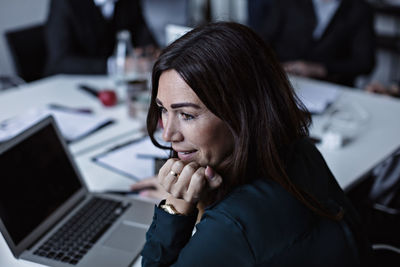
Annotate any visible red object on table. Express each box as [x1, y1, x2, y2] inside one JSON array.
[[79, 85, 117, 107], [98, 90, 117, 106]]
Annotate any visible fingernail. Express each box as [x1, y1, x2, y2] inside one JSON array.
[[139, 191, 149, 197], [205, 166, 215, 180]]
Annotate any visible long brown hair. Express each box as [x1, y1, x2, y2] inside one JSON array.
[[147, 22, 342, 220]]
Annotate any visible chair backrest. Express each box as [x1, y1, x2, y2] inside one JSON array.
[[5, 24, 47, 82], [372, 246, 400, 267]]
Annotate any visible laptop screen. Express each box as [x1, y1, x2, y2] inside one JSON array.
[[0, 121, 82, 246]]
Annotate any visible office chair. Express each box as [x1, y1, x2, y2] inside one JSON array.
[[346, 146, 400, 266], [372, 244, 400, 266], [5, 24, 47, 82]]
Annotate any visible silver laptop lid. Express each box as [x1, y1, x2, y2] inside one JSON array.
[[0, 116, 88, 258]]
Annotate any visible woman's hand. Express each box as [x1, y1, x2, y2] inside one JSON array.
[[158, 158, 223, 215], [130, 176, 170, 200]]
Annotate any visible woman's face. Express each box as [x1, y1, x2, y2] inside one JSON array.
[[156, 69, 234, 169]]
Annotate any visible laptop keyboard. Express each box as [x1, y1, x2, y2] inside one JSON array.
[[33, 197, 131, 265]]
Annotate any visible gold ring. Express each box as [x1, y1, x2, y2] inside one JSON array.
[[170, 170, 179, 178]]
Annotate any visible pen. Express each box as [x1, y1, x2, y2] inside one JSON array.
[[105, 139, 139, 153], [104, 186, 157, 195], [48, 103, 93, 114], [79, 84, 99, 97]]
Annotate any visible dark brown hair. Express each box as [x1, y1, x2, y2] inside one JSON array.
[[147, 22, 341, 220]]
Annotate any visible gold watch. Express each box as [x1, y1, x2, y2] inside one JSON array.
[[160, 203, 182, 215]]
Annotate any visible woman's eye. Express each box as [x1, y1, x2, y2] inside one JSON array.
[[180, 112, 195, 121], [158, 106, 167, 114]]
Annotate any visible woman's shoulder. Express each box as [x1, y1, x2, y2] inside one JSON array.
[[201, 179, 358, 265], [208, 179, 313, 226], [207, 180, 315, 237], [201, 180, 318, 262]]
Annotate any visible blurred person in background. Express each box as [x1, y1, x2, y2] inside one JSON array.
[[44, 0, 158, 75], [251, 0, 376, 87], [247, 0, 272, 35]]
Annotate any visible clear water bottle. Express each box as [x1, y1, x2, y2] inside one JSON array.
[[108, 30, 136, 101]]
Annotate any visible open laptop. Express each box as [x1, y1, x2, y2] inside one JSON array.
[[0, 116, 154, 267]]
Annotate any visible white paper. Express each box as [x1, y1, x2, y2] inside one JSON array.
[[293, 80, 339, 114], [94, 137, 170, 180], [0, 107, 113, 143]]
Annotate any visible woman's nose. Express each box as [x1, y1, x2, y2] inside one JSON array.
[[162, 117, 182, 142]]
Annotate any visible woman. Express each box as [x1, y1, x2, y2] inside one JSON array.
[[138, 22, 372, 266]]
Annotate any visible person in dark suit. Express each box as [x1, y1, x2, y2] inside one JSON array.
[[253, 0, 376, 86], [44, 0, 157, 75], [247, 0, 272, 35], [134, 22, 372, 266]]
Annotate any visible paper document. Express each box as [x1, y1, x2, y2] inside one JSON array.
[[0, 106, 113, 143], [93, 136, 170, 181], [292, 78, 340, 114]]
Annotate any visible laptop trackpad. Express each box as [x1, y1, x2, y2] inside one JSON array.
[[102, 223, 147, 252]]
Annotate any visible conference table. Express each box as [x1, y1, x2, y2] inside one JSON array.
[[1, 74, 400, 267]]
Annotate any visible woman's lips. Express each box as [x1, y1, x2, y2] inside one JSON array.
[[177, 150, 197, 162]]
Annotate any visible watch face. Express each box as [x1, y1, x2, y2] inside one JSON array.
[[161, 204, 179, 215]]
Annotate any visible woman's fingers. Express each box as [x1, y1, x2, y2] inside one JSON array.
[[159, 159, 184, 192], [158, 158, 179, 189], [157, 158, 224, 204], [176, 165, 222, 203], [158, 158, 178, 178], [205, 166, 223, 189], [185, 167, 206, 203], [171, 162, 200, 200]]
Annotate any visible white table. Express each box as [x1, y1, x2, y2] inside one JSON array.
[[1, 74, 400, 267], [291, 76, 400, 189], [0, 74, 145, 156]]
